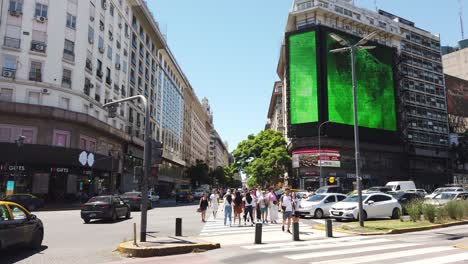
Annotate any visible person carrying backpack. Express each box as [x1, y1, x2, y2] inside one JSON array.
[[279, 187, 293, 233], [223, 191, 233, 226], [243, 191, 255, 226]]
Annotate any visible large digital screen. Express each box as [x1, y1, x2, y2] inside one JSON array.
[[325, 29, 397, 131], [289, 31, 318, 124]]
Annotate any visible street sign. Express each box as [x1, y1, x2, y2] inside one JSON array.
[[79, 151, 88, 166]]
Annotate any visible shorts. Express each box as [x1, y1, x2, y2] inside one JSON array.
[[261, 207, 268, 213], [283, 211, 293, 220], [293, 211, 300, 217]]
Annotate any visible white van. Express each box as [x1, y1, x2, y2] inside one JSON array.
[[385, 181, 416, 192]]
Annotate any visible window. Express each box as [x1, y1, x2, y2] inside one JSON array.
[[0, 205, 10, 221], [122, 60, 127, 73], [9, 0, 23, 12], [59, 97, 70, 110], [79, 135, 96, 152], [98, 36, 104, 50], [35, 3, 48, 18], [21, 128, 34, 144], [10, 205, 27, 220], [3, 56, 17, 74], [88, 26, 94, 44], [53, 129, 70, 147], [115, 54, 120, 65], [0, 88, 13, 102], [63, 39, 75, 61], [62, 69, 72, 88], [28, 91, 40, 104], [107, 45, 112, 60], [325, 196, 336, 203], [4, 24, 21, 48], [29, 61, 42, 82], [66, 13, 77, 29], [110, 4, 114, 16]]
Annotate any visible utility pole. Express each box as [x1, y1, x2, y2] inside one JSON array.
[[459, 0, 465, 39]]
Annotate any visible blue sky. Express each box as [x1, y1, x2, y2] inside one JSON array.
[[148, 0, 461, 152]]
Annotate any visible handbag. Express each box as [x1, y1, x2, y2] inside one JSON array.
[[196, 208, 202, 213]]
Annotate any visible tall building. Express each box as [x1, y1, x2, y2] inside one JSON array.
[[0, 0, 224, 200], [442, 39, 468, 80], [271, 0, 449, 190], [265, 81, 285, 134]]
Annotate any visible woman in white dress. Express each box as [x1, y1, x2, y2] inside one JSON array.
[[209, 189, 220, 219]]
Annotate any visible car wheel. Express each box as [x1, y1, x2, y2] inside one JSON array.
[[29, 229, 43, 250], [391, 208, 401, 219], [111, 211, 117, 222], [314, 209, 324, 219], [125, 209, 131, 219], [83, 218, 90, 224], [358, 211, 368, 221]]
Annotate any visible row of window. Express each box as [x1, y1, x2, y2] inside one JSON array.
[[402, 79, 445, 97], [407, 117, 448, 134], [405, 91, 446, 110], [407, 130, 448, 146]]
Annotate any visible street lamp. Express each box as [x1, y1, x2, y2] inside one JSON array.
[[103, 95, 151, 242], [14, 135, 26, 193], [329, 31, 377, 227], [318, 121, 331, 187]]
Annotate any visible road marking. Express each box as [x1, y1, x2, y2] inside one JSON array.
[[396, 252, 468, 264], [242, 235, 372, 250], [261, 238, 390, 253], [312, 246, 458, 264], [286, 242, 417, 260]]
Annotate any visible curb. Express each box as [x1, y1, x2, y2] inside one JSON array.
[[312, 220, 468, 236], [117, 242, 221, 258], [454, 243, 468, 250]]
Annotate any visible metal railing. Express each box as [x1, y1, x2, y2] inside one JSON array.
[[31, 41, 47, 53], [4, 37, 20, 49], [29, 71, 42, 82], [63, 50, 75, 62]]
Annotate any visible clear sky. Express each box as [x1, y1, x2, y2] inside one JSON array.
[[148, 0, 461, 152]]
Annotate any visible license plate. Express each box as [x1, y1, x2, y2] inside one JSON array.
[[332, 212, 340, 216], [89, 214, 96, 217]]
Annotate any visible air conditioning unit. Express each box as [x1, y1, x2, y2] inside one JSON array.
[[99, 47, 105, 53], [2, 70, 14, 78], [115, 63, 121, 70], [100, 25, 105, 31], [41, 88, 50, 94], [34, 43, 45, 51], [9, 10, 22, 17], [90, 16, 95, 21], [36, 16, 47, 23]]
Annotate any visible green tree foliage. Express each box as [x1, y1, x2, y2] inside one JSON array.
[[233, 130, 290, 187], [187, 160, 209, 186]]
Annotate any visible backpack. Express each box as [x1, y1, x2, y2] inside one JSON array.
[[234, 195, 242, 206], [246, 193, 252, 204], [226, 194, 232, 204]]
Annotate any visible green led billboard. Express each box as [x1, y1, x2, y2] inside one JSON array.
[[289, 31, 318, 124], [326, 31, 397, 131]]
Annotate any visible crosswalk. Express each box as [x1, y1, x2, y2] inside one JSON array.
[[241, 236, 468, 264]]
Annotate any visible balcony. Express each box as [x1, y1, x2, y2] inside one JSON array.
[[63, 49, 75, 62], [94, 94, 101, 102], [4, 37, 20, 49], [121, 87, 126, 96], [29, 71, 42, 82], [31, 41, 47, 53], [96, 70, 103, 78], [85, 59, 93, 71], [84, 86, 90, 96], [62, 77, 72, 88], [106, 76, 112, 85], [2, 67, 16, 79]]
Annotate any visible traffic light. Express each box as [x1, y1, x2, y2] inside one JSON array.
[[327, 177, 335, 185], [151, 140, 163, 165]]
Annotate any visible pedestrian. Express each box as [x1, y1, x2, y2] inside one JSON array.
[[223, 191, 233, 226], [256, 187, 262, 221], [243, 191, 255, 226], [268, 187, 279, 224], [257, 191, 268, 223], [279, 187, 293, 233], [210, 189, 220, 219], [233, 191, 243, 226], [199, 192, 209, 222], [250, 189, 257, 221]]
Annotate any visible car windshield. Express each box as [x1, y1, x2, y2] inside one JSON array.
[[386, 185, 397, 191], [122, 192, 141, 198], [315, 187, 327, 194], [296, 192, 308, 199], [343, 195, 369, 203], [87, 196, 110, 203], [433, 188, 446, 194], [307, 195, 326, 202], [434, 193, 457, 200]]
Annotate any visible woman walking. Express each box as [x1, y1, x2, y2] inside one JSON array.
[[233, 191, 243, 226], [268, 187, 279, 224], [243, 191, 255, 226], [199, 193, 209, 222], [257, 191, 268, 223], [210, 189, 220, 219], [223, 191, 233, 226]]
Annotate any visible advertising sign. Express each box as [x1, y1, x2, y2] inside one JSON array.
[[292, 149, 341, 168], [6, 181, 15, 196]]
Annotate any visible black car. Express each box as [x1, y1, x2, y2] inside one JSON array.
[[120, 192, 152, 211], [81, 196, 130, 223], [392, 192, 422, 214], [0, 201, 44, 250], [176, 191, 194, 203], [5, 194, 44, 211]]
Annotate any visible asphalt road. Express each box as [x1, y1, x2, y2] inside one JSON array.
[[1, 200, 204, 264]]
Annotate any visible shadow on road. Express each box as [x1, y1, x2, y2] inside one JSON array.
[[85, 218, 133, 224], [0, 245, 48, 264]]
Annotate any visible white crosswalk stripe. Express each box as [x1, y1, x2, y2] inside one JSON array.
[[240, 235, 468, 264]]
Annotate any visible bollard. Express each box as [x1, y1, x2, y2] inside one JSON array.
[[133, 223, 137, 245], [325, 219, 333, 238], [255, 223, 262, 244], [175, 218, 182, 236], [292, 222, 300, 241]]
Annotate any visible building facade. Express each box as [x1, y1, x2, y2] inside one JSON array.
[[265, 81, 285, 134], [0, 0, 225, 200], [442, 39, 468, 80], [271, 0, 450, 190]]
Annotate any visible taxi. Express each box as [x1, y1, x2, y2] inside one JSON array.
[[0, 201, 44, 250]]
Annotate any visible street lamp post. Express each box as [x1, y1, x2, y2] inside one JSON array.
[[318, 121, 331, 187], [103, 95, 151, 242], [14, 136, 25, 193], [329, 31, 378, 227]]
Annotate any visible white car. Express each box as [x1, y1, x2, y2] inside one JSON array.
[[425, 188, 465, 199], [148, 191, 160, 204], [297, 193, 347, 218], [424, 192, 468, 206], [406, 189, 428, 197], [329, 193, 402, 221]]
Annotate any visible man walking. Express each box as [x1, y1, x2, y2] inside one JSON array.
[[279, 187, 293, 233]]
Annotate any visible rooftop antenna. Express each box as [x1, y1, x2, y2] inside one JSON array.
[[459, 0, 465, 39], [374, 0, 378, 11]]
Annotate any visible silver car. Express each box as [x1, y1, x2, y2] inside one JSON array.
[[296, 193, 347, 218]]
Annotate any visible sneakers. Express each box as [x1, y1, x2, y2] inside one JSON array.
[[287, 229, 292, 234]]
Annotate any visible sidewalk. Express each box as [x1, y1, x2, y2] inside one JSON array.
[[117, 236, 220, 258]]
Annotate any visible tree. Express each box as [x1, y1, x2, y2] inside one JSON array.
[[233, 130, 290, 187], [187, 160, 209, 187], [209, 166, 226, 187], [223, 164, 242, 188]]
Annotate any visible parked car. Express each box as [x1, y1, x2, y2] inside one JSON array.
[[81, 196, 130, 223], [315, 185, 344, 194], [364, 186, 393, 194], [176, 191, 194, 203], [0, 201, 44, 250], [385, 181, 416, 192], [424, 192, 468, 206], [406, 189, 428, 197], [425, 188, 465, 199], [391, 192, 423, 214], [295, 191, 309, 199], [120, 192, 152, 211], [193, 189, 205, 199], [4, 194, 44, 211], [329, 193, 402, 221], [297, 193, 347, 218]]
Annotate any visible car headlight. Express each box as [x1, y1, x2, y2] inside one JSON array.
[[346, 207, 357, 210]]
